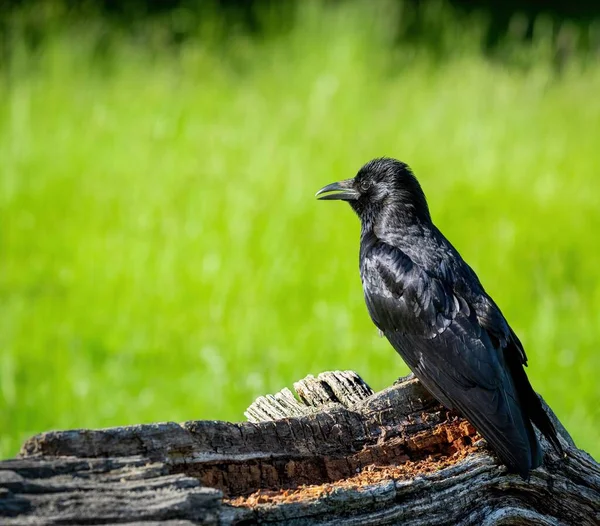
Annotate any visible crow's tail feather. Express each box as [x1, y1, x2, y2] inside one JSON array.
[[505, 345, 564, 458]]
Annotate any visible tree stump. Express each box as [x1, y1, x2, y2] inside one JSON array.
[[1, 372, 598, 525]]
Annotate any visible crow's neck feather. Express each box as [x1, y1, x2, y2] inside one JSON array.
[[358, 198, 432, 243]]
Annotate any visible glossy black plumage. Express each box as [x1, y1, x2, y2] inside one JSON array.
[[317, 157, 562, 478]]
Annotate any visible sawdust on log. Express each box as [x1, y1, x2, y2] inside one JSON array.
[[228, 420, 480, 507]]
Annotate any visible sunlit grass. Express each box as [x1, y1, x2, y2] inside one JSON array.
[[1, 2, 598, 459]]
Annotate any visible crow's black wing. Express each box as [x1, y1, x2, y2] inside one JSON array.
[[361, 241, 539, 476], [361, 241, 498, 383], [461, 271, 562, 457]]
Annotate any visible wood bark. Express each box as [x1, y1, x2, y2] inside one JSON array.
[[1, 371, 598, 525]]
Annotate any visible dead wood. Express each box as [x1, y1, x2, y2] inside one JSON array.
[[1, 371, 598, 525]]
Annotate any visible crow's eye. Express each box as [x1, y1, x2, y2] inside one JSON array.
[[358, 180, 370, 192]]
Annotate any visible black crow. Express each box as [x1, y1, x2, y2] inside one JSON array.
[[316, 157, 562, 478]]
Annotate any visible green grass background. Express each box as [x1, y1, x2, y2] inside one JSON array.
[[1, 2, 599, 459]]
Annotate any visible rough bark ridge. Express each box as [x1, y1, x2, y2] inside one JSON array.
[[1, 372, 598, 525]]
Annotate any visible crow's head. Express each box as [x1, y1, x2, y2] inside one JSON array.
[[316, 158, 431, 224]]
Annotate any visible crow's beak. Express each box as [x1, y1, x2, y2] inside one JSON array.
[[315, 179, 359, 201]]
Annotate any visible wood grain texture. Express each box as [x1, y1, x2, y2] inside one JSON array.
[[1, 372, 598, 525]]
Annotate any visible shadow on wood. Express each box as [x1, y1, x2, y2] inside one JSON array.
[[1, 371, 598, 525]]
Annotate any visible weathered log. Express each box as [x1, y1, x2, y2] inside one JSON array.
[[1, 371, 598, 525]]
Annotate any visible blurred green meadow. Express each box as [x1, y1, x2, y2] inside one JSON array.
[[1, 2, 599, 459]]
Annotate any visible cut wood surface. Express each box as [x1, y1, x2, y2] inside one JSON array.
[[1, 371, 598, 525]]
